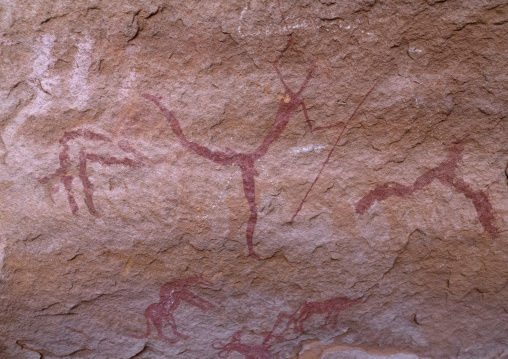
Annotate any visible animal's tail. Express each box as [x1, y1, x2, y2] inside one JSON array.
[[132, 317, 151, 339]]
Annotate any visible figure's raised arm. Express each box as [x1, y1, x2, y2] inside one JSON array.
[[142, 94, 235, 166]]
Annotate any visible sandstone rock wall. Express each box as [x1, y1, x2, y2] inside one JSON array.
[[1, 0, 508, 358]]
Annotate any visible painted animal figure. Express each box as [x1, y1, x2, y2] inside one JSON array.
[[159, 274, 214, 313], [355, 143, 498, 237], [39, 129, 152, 216], [292, 296, 362, 333], [135, 275, 213, 343], [212, 330, 274, 359], [134, 297, 189, 343]]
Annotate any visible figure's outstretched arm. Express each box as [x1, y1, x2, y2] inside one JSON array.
[[142, 94, 234, 166]]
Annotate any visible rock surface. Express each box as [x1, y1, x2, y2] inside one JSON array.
[[1, 0, 508, 358]]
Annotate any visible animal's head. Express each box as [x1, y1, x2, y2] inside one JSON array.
[[186, 273, 212, 288], [211, 330, 242, 357]]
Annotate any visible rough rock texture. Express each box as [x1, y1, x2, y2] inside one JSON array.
[[1, 0, 508, 358]]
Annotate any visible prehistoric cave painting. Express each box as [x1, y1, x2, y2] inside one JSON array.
[[39, 129, 157, 216], [290, 296, 363, 333], [134, 275, 213, 343], [355, 143, 499, 237], [212, 295, 362, 358], [143, 1, 377, 258], [212, 330, 274, 359], [263, 295, 363, 345]]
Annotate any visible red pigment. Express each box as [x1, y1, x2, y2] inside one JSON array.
[[355, 144, 498, 237], [134, 275, 213, 343], [39, 129, 152, 216]]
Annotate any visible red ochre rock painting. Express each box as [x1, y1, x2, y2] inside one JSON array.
[[355, 143, 498, 237], [132, 275, 361, 354], [211, 296, 362, 358], [134, 275, 213, 343], [143, 2, 377, 258], [264, 296, 363, 346], [212, 330, 274, 359], [291, 296, 363, 333], [39, 129, 157, 216], [142, 59, 321, 259]]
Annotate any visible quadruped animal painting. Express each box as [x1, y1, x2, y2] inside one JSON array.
[[28, 0, 504, 357]]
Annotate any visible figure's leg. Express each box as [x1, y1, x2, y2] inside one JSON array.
[[133, 304, 160, 339], [61, 175, 79, 214], [78, 151, 98, 216], [240, 169, 259, 259], [164, 312, 189, 340]]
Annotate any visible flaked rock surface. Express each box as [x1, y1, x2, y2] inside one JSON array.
[[1, 0, 508, 358]]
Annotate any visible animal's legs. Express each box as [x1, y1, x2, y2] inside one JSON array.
[[78, 151, 98, 216], [294, 311, 311, 333], [148, 314, 177, 343], [323, 311, 332, 328], [240, 168, 259, 259], [263, 311, 295, 346], [331, 313, 340, 330], [163, 312, 189, 340], [61, 175, 79, 214]]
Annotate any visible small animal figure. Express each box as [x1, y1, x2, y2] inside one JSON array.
[[135, 275, 213, 343], [355, 143, 498, 238], [292, 296, 362, 333], [212, 330, 274, 359], [134, 297, 189, 343], [39, 129, 153, 216]]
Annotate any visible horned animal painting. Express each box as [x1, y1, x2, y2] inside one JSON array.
[[134, 275, 213, 343], [355, 143, 498, 237]]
